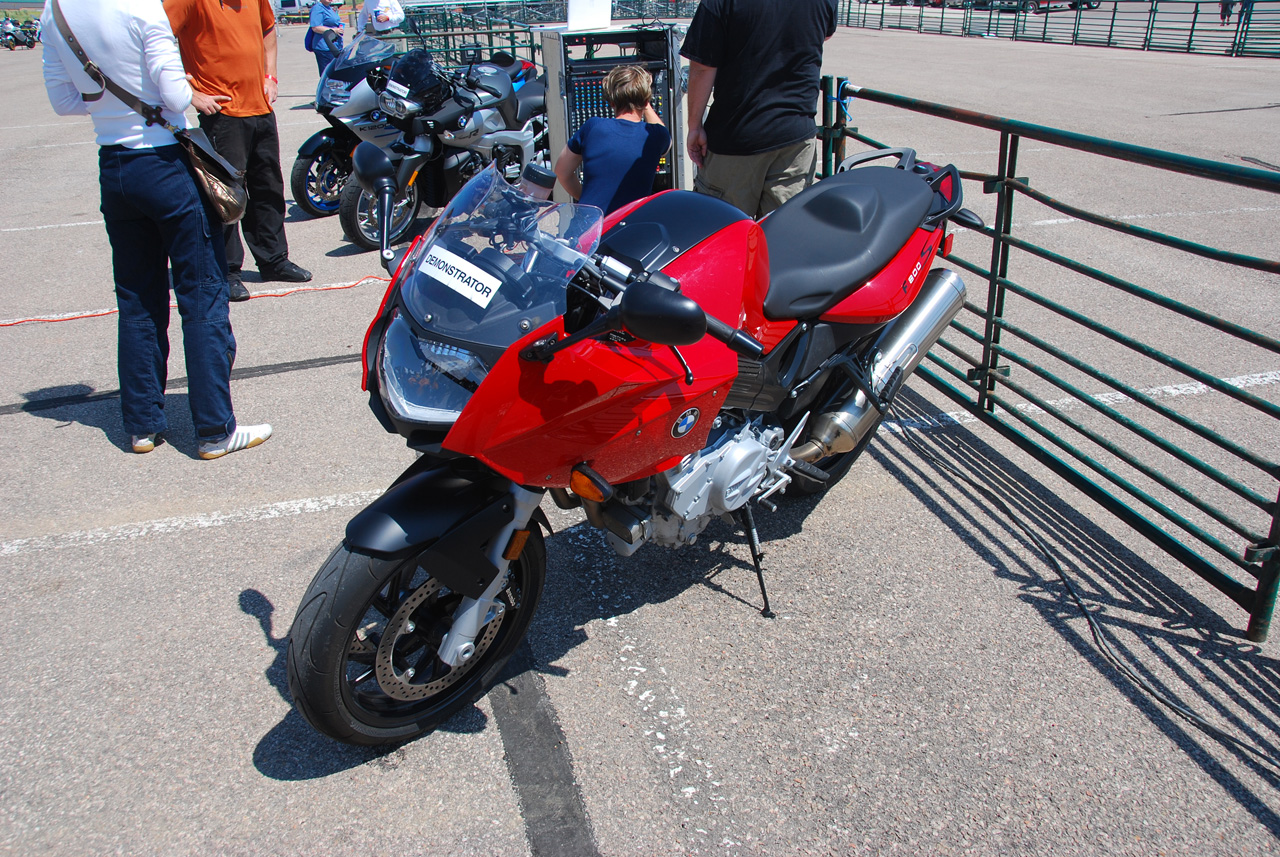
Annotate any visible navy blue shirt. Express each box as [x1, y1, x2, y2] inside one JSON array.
[[680, 0, 836, 155], [568, 117, 671, 214]]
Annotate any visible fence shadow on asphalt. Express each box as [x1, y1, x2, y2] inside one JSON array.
[[870, 387, 1280, 833], [241, 588, 490, 781]]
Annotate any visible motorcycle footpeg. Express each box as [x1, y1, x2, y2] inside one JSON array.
[[789, 459, 831, 482]]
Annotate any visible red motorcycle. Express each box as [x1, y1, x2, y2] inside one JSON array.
[[286, 144, 982, 745]]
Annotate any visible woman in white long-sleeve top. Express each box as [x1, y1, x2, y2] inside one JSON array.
[[40, 0, 271, 460]]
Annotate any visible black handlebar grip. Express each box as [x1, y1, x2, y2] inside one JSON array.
[[704, 314, 765, 359]]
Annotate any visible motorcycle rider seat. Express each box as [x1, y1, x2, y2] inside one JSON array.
[[514, 80, 545, 125], [760, 166, 935, 320]]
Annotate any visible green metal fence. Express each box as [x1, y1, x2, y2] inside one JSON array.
[[402, 0, 700, 25], [819, 76, 1280, 641], [393, 12, 543, 67], [838, 0, 1280, 57]]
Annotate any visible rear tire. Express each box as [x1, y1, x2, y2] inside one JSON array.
[[287, 531, 546, 746]]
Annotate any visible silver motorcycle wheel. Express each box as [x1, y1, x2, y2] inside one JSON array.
[[290, 151, 347, 218], [338, 179, 423, 252], [286, 530, 546, 746]]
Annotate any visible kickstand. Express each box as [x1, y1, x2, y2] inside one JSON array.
[[737, 504, 775, 618]]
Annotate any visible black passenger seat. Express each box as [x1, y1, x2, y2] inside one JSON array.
[[760, 167, 934, 320]]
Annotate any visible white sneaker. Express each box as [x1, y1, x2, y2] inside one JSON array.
[[131, 433, 160, 454], [199, 424, 272, 460]]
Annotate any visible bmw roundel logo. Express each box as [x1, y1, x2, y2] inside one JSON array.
[[671, 408, 700, 439]]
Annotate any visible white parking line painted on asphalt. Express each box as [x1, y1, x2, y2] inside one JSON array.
[[0, 491, 381, 557], [887, 369, 1280, 432], [4, 372, 1276, 554], [1026, 204, 1280, 227], [0, 219, 103, 234], [0, 121, 94, 131], [9, 140, 97, 150]]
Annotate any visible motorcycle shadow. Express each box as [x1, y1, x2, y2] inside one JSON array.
[[520, 492, 825, 678]]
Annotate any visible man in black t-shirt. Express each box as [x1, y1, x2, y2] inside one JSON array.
[[679, 0, 838, 218]]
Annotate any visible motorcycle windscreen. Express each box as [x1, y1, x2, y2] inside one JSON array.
[[398, 164, 603, 365]]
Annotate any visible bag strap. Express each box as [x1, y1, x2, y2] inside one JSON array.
[[50, 0, 168, 128]]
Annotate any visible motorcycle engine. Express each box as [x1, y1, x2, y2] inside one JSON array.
[[645, 418, 788, 550]]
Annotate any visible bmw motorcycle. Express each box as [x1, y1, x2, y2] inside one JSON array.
[[291, 36, 541, 227], [334, 46, 546, 250], [290, 34, 404, 218], [286, 143, 982, 745]]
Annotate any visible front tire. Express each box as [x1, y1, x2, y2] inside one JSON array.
[[290, 150, 348, 218], [338, 179, 423, 251], [286, 531, 546, 746]]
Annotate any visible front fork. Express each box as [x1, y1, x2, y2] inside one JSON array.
[[436, 484, 544, 667]]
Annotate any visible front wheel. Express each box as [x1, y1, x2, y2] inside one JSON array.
[[287, 530, 546, 746], [290, 150, 348, 218], [338, 179, 423, 251]]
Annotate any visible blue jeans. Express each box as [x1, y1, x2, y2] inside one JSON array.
[[99, 144, 237, 441], [314, 48, 336, 75]]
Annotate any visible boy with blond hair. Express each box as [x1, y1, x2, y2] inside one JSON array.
[[554, 64, 671, 214]]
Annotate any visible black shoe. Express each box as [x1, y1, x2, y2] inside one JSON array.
[[259, 260, 312, 283], [228, 270, 251, 302]]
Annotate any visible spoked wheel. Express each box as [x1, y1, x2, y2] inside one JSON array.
[[287, 531, 546, 746], [338, 179, 423, 251], [788, 370, 884, 496], [290, 151, 348, 218]]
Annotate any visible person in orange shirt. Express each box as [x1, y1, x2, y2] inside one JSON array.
[[165, 0, 312, 302]]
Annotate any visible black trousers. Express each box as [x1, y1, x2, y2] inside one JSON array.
[[198, 111, 289, 273]]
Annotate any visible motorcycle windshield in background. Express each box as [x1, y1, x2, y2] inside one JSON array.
[[400, 164, 604, 359], [337, 34, 398, 71]]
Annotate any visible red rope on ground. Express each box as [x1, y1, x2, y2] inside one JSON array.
[[0, 275, 391, 328]]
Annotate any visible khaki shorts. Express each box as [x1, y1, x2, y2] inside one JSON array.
[[693, 138, 818, 219]]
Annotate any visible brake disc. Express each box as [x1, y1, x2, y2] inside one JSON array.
[[374, 577, 506, 701]]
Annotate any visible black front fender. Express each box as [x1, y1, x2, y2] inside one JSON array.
[[345, 467, 519, 598], [298, 129, 341, 159]]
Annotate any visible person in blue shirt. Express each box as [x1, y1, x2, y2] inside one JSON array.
[[554, 65, 671, 214], [306, 0, 344, 75]]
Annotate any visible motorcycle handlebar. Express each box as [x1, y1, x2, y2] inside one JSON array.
[[704, 313, 765, 359]]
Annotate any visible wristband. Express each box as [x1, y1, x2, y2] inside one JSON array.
[[265, 74, 278, 84]]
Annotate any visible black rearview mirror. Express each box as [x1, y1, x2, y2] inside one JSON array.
[[619, 280, 706, 347], [353, 142, 396, 196]]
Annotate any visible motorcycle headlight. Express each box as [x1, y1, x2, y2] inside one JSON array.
[[318, 78, 353, 108], [378, 91, 421, 119], [377, 310, 488, 426]]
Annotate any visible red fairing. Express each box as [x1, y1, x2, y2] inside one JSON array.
[[661, 218, 796, 355], [442, 319, 738, 486], [820, 227, 943, 324]]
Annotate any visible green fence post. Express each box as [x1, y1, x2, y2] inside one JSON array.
[[974, 132, 1019, 413], [1187, 1, 1198, 51], [1144, 0, 1157, 50], [1107, 1, 1118, 46], [1246, 489, 1280, 642]]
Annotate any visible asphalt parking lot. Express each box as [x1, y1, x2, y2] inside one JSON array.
[[1, 23, 1278, 856]]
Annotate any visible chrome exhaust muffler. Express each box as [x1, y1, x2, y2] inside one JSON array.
[[792, 268, 966, 463]]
